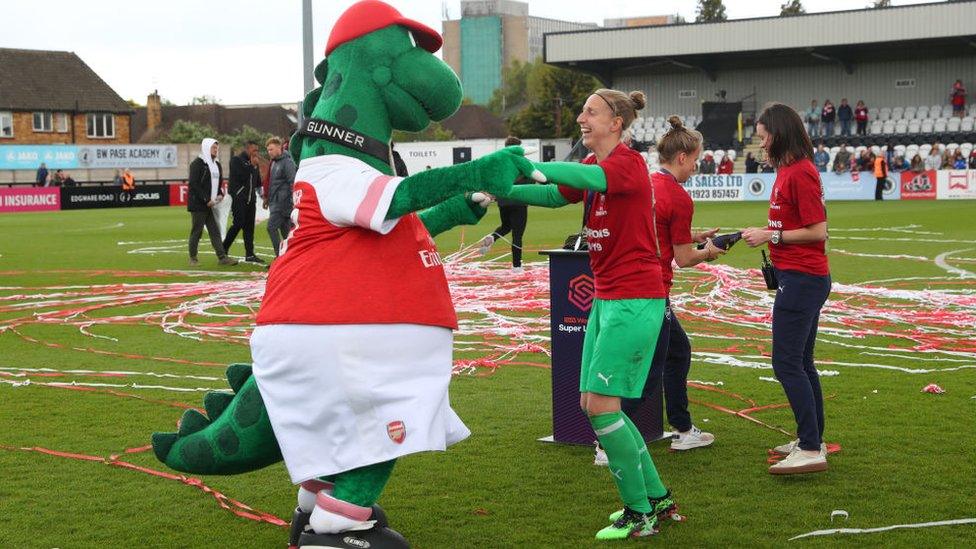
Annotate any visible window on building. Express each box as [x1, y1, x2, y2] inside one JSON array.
[[0, 112, 12, 138], [33, 112, 53, 132], [86, 113, 115, 138], [56, 113, 70, 133]]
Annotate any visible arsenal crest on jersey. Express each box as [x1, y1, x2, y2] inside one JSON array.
[[387, 420, 406, 444]]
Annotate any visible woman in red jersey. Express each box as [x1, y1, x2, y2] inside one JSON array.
[[502, 88, 675, 540], [619, 115, 726, 452], [742, 103, 831, 476]]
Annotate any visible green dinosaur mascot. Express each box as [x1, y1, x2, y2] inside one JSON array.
[[150, 2, 543, 547]]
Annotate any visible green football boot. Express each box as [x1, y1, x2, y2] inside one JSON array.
[[595, 507, 657, 540]]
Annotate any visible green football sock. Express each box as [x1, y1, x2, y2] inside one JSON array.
[[590, 412, 651, 513], [621, 415, 667, 498], [331, 459, 396, 507]]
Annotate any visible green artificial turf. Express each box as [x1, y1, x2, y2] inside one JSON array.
[[0, 200, 973, 548]]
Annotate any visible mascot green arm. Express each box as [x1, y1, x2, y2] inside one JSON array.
[[530, 161, 607, 192], [386, 147, 543, 220], [418, 193, 487, 237], [502, 184, 570, 208]]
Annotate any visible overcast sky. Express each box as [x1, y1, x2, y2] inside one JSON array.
[[1, 0, 942, 106]]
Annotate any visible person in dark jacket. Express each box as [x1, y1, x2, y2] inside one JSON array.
[[837, 98, 853, 137], [187, 138, 237, 267], [479, 136, 529, 271], [35, 163, 49, 187], [222, 141, 265, 264], [264, 136, 297, 257], [821, 100, 836, 138], [744, 152, 759, 173]]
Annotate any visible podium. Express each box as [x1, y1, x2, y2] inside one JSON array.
[[539, 249, 664, 445]]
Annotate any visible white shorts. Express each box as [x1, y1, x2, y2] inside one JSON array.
[[250, 323, 470, 483]]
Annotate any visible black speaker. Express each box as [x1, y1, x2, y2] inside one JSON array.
[[543, 145, 556, 162], [452, 147, 472, 164], [698, 101, 742, 150]]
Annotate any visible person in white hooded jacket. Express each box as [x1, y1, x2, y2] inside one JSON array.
[[187, 138, 238, 266]]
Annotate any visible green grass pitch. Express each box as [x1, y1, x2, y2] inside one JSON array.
[[0, 199, 973, 548]]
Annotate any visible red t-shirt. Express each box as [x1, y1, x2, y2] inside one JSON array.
[[854, 106, 868, 122], [767, 158, 830, 276], [558, 144, 666, 300], [652, 170, 694, 294]]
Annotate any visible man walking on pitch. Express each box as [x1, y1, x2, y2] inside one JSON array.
[[265, 137, 297, 257], [223, 141, 265, 263]]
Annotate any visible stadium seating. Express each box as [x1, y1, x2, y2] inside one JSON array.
[[811, 103, 976, 149]]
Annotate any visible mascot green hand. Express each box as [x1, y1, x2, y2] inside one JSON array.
[[150, 2, 535, 547]]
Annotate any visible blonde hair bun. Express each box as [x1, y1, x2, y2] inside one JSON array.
[[629, 91, 646, 111]]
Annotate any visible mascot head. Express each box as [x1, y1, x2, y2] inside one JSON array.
[[292, 0, 463, 171]]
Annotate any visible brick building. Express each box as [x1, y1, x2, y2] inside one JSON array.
[[0, 48, 132, 145], [130, 92, 299, 144]]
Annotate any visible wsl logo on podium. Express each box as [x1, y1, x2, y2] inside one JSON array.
[[567, 274, 594, 312]]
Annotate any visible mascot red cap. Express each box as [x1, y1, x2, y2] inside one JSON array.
[[326, 0, 443, 55]]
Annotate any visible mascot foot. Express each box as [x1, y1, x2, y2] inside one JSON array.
[[297, 527, 409, 549], [290, 505, 389, 549]]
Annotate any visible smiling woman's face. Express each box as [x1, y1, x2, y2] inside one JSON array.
[[576, 94, 620, 150]]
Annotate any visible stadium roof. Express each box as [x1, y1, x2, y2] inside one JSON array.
[[544, 1, 976, 82]]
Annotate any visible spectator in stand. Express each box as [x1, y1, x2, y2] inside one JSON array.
[[821, 100, 836, 138], [952, 150, 967, 169], [717, 154, 734, 174], [857, 150, 873, 172], [891, 155, 908, 172], [950, 80, 967, 118], [35, 163, 49, 187], [61, 171, 77, 187], [113, 169, 123, 186], [969, 150, 976, 169], [833, 143, 851, 174], [760, 161, 775, 174], [854, 100, 868, 136], [51, 169, 65, 186], [699, 152, 716, 174], [925, 147, 943, 171], [813, 143, 829, 172], [910, 154, 925, 173], [806, 100, 820, 137], [745, 152, 759, 173], [837, 99, 853, 137]]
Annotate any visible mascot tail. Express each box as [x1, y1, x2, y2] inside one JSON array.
[[151, 363, 282, 474]]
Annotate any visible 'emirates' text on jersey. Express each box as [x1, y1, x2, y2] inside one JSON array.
[[558, 143, 666, 299]]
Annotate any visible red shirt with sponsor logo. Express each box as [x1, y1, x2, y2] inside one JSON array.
[[652, 170, 694, 293], [558, 143, 666, 300], [256, 155, 458, 329], [767, 158, 830, 276]]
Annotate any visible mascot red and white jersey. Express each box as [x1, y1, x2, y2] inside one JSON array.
[[257, 155, 458, 329]]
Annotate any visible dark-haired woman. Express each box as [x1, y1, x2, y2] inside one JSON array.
[[742, 103, 830, 475], [480, 136, 529, 271], [501, 89, 675, 540]]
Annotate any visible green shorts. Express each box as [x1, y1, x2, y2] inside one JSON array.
[[579, 298, 666, 398]]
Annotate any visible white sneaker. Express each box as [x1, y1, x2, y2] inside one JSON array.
[[593, 441, 608, 466], [670, 425, 714, 451], [309, 493, 376, 534], [768, 447, 827, 475], [773, 439, 827, 456], [512, 266, 524, 274], [478, 235, 494, 256], [772, 438, 799, 456]]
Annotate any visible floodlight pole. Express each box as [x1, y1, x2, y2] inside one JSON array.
[[302, 0, 314, 95]]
